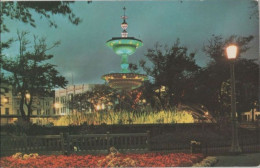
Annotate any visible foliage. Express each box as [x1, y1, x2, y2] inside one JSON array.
[[1, 1, 81, 31], [54, 109, 194, 126], [0, 1, 84, 58], [140, 40, 199, 109], [0, 153, 204, 167], [249, 1, 259, 20], [69, 84, 118, 113], [69, 84, 148, 113], [2, 31, 67, 122]]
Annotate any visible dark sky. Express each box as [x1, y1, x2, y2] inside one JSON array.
[[3, 0, 259, 85]]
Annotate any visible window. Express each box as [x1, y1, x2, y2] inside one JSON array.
[[37, 109, 41, 115], [5, 88, 9, 93], [5, 108, 9, 115], [61, 96, 66, 104], [56, 97, 59, 102], [17, 109, 20, 114], [55, 108, 59, 114], [68, 94, 73, 101]]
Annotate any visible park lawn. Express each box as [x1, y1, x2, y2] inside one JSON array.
[[0, 152, 204, 167]]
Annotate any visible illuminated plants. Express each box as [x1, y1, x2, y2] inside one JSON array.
[[54, 109, 194, 126]]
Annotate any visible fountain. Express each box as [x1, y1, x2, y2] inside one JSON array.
[[102, 7, 148, 90]]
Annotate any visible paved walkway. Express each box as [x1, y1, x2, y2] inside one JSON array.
[[214, 153, 260, 167]]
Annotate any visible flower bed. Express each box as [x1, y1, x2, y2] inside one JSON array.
[[0, 152, 204, 167]]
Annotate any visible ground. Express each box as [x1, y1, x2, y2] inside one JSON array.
[[214, 153, 260, 167]]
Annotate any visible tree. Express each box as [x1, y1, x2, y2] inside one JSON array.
[[249, 1, 259, 20], [140, 40, 199, 109], [195, 35, 258, 121], [1, 1, 82, 31], [69, 84, 149, 113], [2, 31, 67, 122], [0, 1, 84, 68], [69, 85, 118, 113]]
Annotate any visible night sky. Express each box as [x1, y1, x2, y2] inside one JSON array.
[[3, 0, 259, 85]]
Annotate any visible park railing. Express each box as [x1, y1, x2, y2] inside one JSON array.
[[1, 135, 63, 156], [1, 130, 259, 156], [0, 131, 150, 156], [67, 132, 149, 154]]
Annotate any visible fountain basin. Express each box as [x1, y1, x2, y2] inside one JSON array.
[[102, 73, 148, 90], [106, 37, 143, 56]]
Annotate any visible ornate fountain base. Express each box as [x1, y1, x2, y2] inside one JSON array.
[[102, 73, 148, 90]]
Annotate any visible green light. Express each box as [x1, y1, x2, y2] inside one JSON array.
[[106, 38, 143, 56]]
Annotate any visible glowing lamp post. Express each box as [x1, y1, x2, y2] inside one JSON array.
[[54, 103, 61, 109], [25, 93, 30, 99], [53, 103, 60, 115], [226, 45, 241, 154]]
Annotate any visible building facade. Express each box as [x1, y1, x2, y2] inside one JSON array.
[[0, 82, 54, 125], [1, 83, 16, 124], [54, 84, 97, 115]]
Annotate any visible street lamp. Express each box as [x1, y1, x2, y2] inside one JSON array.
[[226, 45, 242, 154], [54, 102, 61, 109]]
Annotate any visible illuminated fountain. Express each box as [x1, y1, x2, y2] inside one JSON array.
[[102, 7, 148, 90]]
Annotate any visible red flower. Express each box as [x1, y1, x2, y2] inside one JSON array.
[[0, 152, 204, 167]]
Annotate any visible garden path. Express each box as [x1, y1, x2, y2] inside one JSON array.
[[213, 153, 260, 167]]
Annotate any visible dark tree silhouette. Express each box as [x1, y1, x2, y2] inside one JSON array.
[[140, 40, 199, 109], [2, 31, 67, 122], [195, 35, 258, 121]]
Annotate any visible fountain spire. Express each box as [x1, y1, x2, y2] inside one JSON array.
[[121, 7, 128, 38]]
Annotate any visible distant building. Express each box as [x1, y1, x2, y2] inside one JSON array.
[[1, 83, 15, 124], [54, 84, 98, 115], [1, 81, 101, 125], [0, 81, 54, 125]]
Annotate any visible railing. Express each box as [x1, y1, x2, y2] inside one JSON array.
[[0, 132, 150, 156], [1, 135, 62, 155], [65, 132, 150, 154], [1, 131, 259, 156]]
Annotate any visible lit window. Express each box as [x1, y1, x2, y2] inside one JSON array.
[[3, 97, 9, 104], [5, 108, 9, 115]]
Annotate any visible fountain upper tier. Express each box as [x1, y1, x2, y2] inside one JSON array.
[[106, 37, 143, 56]]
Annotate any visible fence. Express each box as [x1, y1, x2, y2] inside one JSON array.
[[0, 131, 150, 156], [1, 131, 259, 156]]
